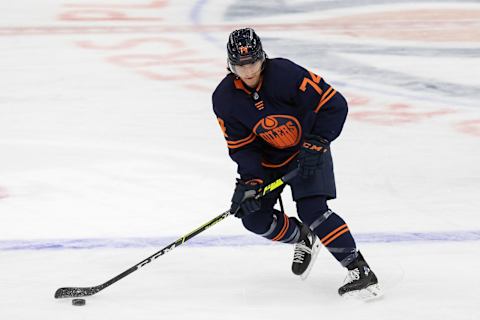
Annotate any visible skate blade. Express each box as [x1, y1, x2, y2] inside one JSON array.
[[342, 283, 382, 301], [300, 237, 321, 281]]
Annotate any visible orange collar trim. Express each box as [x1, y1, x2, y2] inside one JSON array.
[[233, 76, 264, 95]]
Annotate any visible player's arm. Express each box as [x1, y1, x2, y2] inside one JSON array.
[[213, 106, 266, 182], [289, 63, 348, 178], [295, 69, 348, 142], [213, 104, 267, 218]]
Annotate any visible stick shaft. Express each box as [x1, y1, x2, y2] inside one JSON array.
[[54, 168, 298, 298]]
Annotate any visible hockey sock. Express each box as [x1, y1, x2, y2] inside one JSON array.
[[297, 196, 358, 267], [262, 210, 300, 243], [241, 209, 300, 243]]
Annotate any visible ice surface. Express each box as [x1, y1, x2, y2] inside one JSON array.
[[0, 0, 479, 319]]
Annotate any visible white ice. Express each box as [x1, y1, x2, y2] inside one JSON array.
[[1, 1, 479, 319]]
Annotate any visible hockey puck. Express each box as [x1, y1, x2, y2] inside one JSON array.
[[72, 298, 86, 306]]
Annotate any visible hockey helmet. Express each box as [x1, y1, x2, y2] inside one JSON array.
[[227, 28, 265, 67]]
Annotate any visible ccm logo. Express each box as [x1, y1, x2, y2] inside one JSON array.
[[302, 142, 327, 152]]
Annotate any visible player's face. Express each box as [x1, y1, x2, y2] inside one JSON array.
[[233, 60, 263, 88]]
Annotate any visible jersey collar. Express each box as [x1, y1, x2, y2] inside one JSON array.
[[233, 76, 264, 95]]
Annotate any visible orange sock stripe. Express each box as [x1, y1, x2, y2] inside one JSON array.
[[320, 224, 348, 244], [272, 215, 289, 241], [322, 228, 350, 246]]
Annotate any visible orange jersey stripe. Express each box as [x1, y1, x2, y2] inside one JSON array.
[[255, 102, 265, 110], [321, 224, 348, 244], [227, 137, 256, 149], [320, 88, 336, 105], [315, 88, 337, 113], [320, 87, 334, 102], [261, 151, 299, 168], [227, 132, 255, 145], [227, 133, 256, 149]]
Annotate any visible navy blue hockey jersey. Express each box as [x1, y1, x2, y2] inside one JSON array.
[[212, 58, 348, 181]]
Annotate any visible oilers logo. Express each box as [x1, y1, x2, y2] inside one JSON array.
[[253, 115, 302, 149]]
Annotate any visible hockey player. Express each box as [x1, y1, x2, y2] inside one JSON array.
[[212, 28, 379, 297]]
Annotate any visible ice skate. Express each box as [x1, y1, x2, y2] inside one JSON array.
[[291, 219, 321, 280], [338, 251, 381, 299]]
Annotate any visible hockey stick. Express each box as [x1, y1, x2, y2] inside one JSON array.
[[54, 168, 299, 299]]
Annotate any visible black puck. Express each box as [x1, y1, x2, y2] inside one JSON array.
[[72, 298, 86, 306]]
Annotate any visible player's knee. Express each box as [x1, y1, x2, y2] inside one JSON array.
[[296, 195, 329, 226], [241, 209, 280, 235]]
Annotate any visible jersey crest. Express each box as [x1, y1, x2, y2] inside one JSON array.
[[253, 115, 302, 149]]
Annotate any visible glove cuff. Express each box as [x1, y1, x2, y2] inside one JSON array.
[[244, 178, 263, 186], [304, 134, 329, 145], [237, 178, 264, 186]]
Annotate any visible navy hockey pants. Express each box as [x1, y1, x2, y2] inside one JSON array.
[[241, 149, 358, 267]]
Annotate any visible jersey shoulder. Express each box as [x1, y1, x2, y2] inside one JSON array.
[[212, 73, 237, 117], [263, 58, 309, 97], [267, 58, 308, 79]]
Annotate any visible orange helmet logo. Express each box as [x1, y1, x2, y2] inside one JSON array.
[[239, 46, 249, 54]]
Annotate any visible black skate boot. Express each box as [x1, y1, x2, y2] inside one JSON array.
[[338, 251, 381, 299], [291, 218, 321, 280]]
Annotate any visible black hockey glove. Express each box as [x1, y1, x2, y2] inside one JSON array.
[[230, 179, 263, 218], [297, 134, 330, 179]]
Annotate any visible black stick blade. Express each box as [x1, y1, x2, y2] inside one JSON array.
[[54, 286, 102, 299]]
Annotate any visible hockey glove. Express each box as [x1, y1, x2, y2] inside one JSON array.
[[230, 179, 263, 218], [298, 134, 330, 179]]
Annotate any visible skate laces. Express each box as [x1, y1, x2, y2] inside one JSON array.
[[344, 268, 360, 284], [293, 241, 312, 263]]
